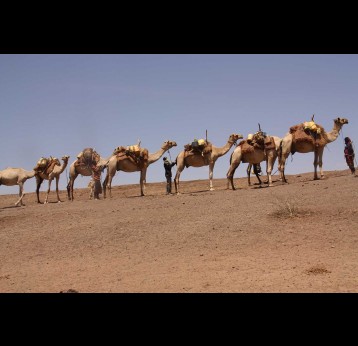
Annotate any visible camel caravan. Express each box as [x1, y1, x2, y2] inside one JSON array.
[[0, 116, 353, 207]]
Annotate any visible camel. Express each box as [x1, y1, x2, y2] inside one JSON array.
[[103, 140, 177, 198], [174, 133, 243, 194], [67, 148, 110, 201], [35, 155, 70, 204], [278, 117, 349, 182], [0, 168, 36, 206], [227, 132, 282, 190]]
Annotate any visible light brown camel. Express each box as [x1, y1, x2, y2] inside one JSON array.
[[278, 117, 349, 182], [103, 140, 177, 198], [174, 133, 243, 194], [35, 155, 70, 204], [67, 148, 110, 201], [227, 133, 282, 190], [0, 167, 36, 206]]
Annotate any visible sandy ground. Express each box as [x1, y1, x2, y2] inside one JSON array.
[[0, 169, 357, 293]]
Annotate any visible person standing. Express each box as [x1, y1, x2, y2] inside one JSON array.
[[91, 164, 103, 200], [163, 157, 176, 195], [344, 137, 356, 175]]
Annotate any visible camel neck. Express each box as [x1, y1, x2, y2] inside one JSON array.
[[326, 123, 342, 143]]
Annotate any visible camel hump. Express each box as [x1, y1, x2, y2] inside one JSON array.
[[289, 124, 301, 134], [239, 140, 255, 155]]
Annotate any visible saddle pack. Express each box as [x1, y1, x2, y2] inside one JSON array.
[[114, 144, 148, 167], [34, 156, 58, 175], [184, 138, 212, 156], [238, 131, 275, 159], [76, 148, 100, 167], [289, 121, 326, 151]]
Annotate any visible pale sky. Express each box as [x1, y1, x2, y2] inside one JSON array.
[[0, 54, 356, 195]]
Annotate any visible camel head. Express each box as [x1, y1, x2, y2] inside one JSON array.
[[334, 117, 349, 126], [229, 133, 243, 145], [161, 140, 177, 151], [61, 155, 70, 162]]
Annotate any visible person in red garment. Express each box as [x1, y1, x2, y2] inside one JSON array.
[[344, 137, 356, 175]]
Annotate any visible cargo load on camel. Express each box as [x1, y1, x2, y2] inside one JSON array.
[[75, 148, 100, 167], [33, 156, 59, 175], [289, 116, 328, 153], [236, 127, 276, 162], [34, 157, 48, 171], [113, 143, 149, 166], [184, 138, 213, 158]]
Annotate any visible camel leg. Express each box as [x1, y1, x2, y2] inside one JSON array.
[[278, 154, 289, 183], [67, 181, 71, 200], [70, 178, 75, 200], [266, 167, 272, 187], [278, 138, 291, 183], [247, 164, 252, 186], [44, 178, 53, 204], [318, 148, 324, 179], [208, 162, 215, 191], [139, 169, 147, 196], [36, 175, 43, 204], [55, 176, 61, 203], [226, 165, 237, 190], [313, 150, 319, 180], [15, 182, 25, 206], [67, 173, 78, 201], [174, 171, 180, 194], [102, 175, 108, 199], [105, 173, 115, 199], [174, 164, 185, 195], [226, 161, 240, 190], [266, 152, 275, 187]]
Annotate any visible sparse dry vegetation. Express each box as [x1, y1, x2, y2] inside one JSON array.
[[270, 195, 300, 218], [306, 265, 331, 275]]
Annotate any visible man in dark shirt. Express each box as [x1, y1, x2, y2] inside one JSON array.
[[163, 157, 176, 195], [344, 137, 356, 175]]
